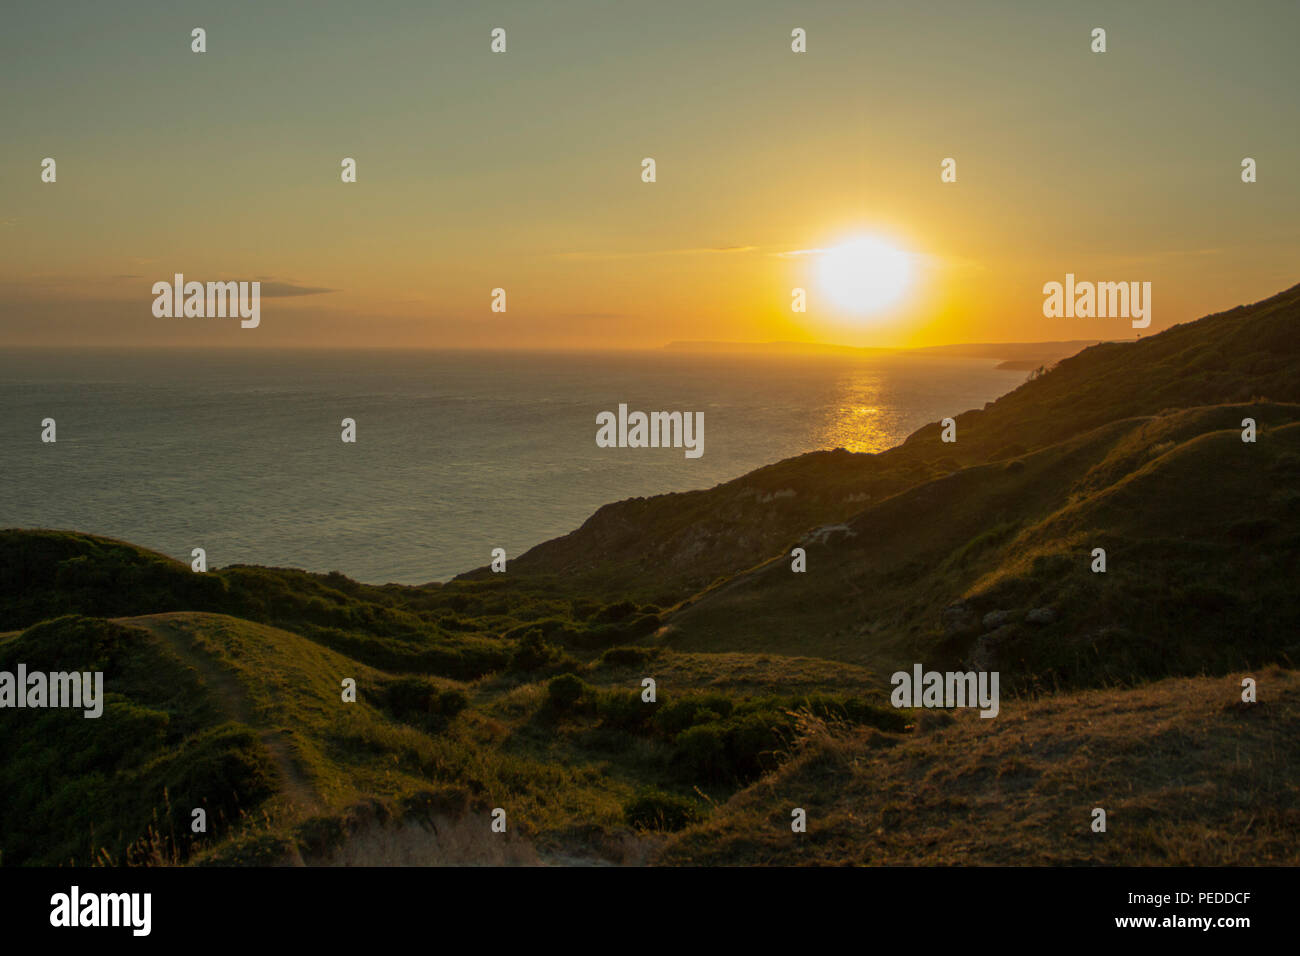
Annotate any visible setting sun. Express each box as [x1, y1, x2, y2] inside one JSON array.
[[816, 236, 915, 316]]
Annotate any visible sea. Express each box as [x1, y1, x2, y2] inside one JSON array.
[[0, 349, 1026, 584]]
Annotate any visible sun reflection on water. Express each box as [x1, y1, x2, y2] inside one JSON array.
[[818, 374, 914, 454]]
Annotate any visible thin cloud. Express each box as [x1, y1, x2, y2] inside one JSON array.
[[1101, 248, 1223, 265], [555, 245, 757, 261], [258, 282, 336, 298], [775, 245, 953, 270]]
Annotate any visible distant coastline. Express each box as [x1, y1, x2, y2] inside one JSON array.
[[662, 338, 1126, 367]]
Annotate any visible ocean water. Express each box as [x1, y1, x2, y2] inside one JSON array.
[[0, 349, 1025, 584]]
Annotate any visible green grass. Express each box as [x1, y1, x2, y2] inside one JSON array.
[[661, 403, 1300, 693], [0, 616, 275, 865], [3, 281, 1299, 864], [0, 595, 900, 865]]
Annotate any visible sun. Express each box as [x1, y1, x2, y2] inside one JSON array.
[[815, 236, 914, 315]]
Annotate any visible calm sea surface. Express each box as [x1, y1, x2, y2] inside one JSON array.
[[0, 349, 1025, 583]]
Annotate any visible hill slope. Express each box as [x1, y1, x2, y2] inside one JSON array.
[[663, 402, 1300, 690], [657, 668, 1299, 866], [4, 280, 1299, 867], [467, 282, 1300, 602]]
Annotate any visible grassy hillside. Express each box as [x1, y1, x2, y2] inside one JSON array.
[[657, 668, 1299, 866], [3, 281, 1298, 866], [466, 282, 1300, 601], [664, 402, 1300, 690], [0, 578, 899, 865], [0, 615, 277, 866]]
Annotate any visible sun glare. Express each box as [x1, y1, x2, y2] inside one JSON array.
[[815, 236, 914, 315]]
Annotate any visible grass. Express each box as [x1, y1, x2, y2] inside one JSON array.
[[0, 598, 903, 866], [660, 403, 1300, 693], [656, 668, 1300, 865], [3, 281, 1299, 865]]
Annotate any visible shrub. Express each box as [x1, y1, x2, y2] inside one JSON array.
[[599, 645, 660, 667], [674, 724, 728, 780], [653, 694, 733, 736], [623, 789, 702, 832], [723, 712, 789, 780], [503, 618, 577, 642], [597, 689, 659, 732], [546, 673, 588, 712], [510, 629, 562, 672], [380, 677, 468, 731], [592, 600, 637, 624]]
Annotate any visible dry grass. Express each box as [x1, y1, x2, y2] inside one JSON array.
[[657, 667, 1300, 865]]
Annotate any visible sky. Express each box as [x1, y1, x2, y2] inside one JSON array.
[[2, 0, 1298, 349]]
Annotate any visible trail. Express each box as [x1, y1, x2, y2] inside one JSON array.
[[113, 612, 322, 817]]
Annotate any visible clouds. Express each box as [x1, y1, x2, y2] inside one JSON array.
[[0, 274, 336, 298], [554, 245, 758, 261], [257, 281, 336, 298]]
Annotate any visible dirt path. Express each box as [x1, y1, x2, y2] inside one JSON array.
[[114, 613, 321, 817]]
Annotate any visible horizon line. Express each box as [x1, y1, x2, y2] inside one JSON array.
[[0, 337, 1128, 354]]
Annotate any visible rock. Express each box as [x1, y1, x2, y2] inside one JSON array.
[[982, 609, 1011, 630], [967, 624, 1018, 671], [1025, 606, 1056, 625], [941, 600, 978, 635], [803, 523, 856, 546]]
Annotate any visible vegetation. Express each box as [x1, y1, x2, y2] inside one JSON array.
[[2, 282, 1299, 865]]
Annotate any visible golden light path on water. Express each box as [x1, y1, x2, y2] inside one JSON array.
[[818, 373, 897, 453], [822, 404, 891, 454], [814, 361, 988, 455]]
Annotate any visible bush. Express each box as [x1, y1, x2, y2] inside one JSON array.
[[597, 689, 659, 732], [380, 677, 468, 731], [294, 625, 507, 680], [797, 694, 910, 732], [674, 724, 728, 780], [723, 712, 788, 780], [623, 789, 702, 832], [592, 600, 638, 624], [673, 712, 790, 784], [665, 695, 908, 784], [599, 645, 660, 667], [510, 629, 562, 672], [546, 673, 588, 712], [503, 618, 578, 643], [652, 694, 733, 736]]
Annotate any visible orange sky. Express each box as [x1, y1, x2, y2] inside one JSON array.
[[2, 0, 1297, 349]]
